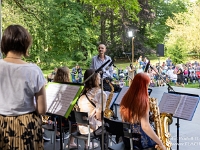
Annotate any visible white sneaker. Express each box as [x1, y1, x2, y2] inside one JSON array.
[[43, 133, 50, 141]]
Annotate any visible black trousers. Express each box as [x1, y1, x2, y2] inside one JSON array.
[[103, 78, 121, 92]]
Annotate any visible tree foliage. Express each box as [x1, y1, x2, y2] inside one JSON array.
[[165, 3, 200, 63], [1, 0, 194, 68]]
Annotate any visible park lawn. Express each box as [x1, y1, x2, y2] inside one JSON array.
[[42, 56, 200, 89]]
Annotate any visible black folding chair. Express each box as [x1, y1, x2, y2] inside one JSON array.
[[104, 117, 156, 150], [67, 111, 98, 150]]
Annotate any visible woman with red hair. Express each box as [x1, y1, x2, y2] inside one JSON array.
[[120, 73, 166, 150]]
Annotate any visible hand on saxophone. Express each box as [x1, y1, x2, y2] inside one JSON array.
[[155, 143, 166, 150]]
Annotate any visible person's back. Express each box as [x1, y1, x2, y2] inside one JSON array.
[[0, 60, 45, 115], [120, 73, 166, 150], [0, 25, 46, 150]]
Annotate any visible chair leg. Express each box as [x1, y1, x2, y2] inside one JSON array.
[[92, 139, 94, 150], [67, 135, 70, 150]]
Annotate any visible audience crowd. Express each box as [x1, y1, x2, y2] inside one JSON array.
[[47, 57, 200, 89]]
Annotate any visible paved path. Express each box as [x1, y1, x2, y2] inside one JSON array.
[[150, 86, 200, 150], [44, 86, 200, 150]]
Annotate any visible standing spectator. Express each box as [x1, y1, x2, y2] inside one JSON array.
[[176, 64, 184, 87], [128, 64, 135, 86], [76, 65, 83, 83], [183, 66, 189, 84], [71, 64, 78, 83], [0, 25, 46, 149], [166, 57, 172, 67], [138, 55, 143, 66]]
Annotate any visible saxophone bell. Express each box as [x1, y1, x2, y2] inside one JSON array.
[[149, 97, 173, 150]]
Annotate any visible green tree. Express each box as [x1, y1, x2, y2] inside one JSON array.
[[165, 3, 200, 63]]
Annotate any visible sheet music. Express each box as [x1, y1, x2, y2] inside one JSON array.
[[105, 91, 119, 108], [159, 92, 199, 121], [174, 95, 199, 121], [46, 83, 82, 117], [114, 86, 129, 105], [159, 93, 180, 114]]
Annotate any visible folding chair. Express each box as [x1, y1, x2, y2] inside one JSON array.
[[104, 117, 156, 150], [42, 116, 70, 150], [67, 111, 98, 150]]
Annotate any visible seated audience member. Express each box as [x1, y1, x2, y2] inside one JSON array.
[[113, 69, 118, 80], [120, 73, 166, 150], [137, 65, 144, 74], [189, 71, 197, 83], [77, 69, 107, 149]]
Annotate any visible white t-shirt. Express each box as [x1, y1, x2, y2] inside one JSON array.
[[0, 60, 46, 116]]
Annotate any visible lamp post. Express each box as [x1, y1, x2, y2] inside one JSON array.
[[128, 31, 134, 66]]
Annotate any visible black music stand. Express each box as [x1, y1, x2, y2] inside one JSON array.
[[45, 82, 84, 150], [159, 92, 199, 150], [113, 86, 152, 119], [83, 59, 111, 150]]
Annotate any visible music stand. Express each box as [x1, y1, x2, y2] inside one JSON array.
[[83, 59, 111, 150], [45, 82, 84, 150], [159, 92, 199, 150], [113, 87, 152, 118]]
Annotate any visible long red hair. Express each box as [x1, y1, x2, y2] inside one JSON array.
[[120, 73, 150, 123]]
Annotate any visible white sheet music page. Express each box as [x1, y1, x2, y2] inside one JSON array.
[[46, 83, 80, 116], [159, 92, 180, 114], [159, 92, 199, 121], [114, 86, 129, 105], [174, 95, 199, 121]]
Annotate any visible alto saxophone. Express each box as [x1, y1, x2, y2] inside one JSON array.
[[104, 81, 114, 119], [149, 97, 173, 150]]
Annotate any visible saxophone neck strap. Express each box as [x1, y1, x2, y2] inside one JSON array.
[[85, 94, 96, 108]]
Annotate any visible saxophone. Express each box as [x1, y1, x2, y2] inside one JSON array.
[[104, 81, 114, 119], [149, 97, 173, 150]]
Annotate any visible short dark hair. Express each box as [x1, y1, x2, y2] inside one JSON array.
[[1, 25, 32, 56]]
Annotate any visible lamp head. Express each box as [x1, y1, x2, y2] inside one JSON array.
[[128, 31, 133, 37]]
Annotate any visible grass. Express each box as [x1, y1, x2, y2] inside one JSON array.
[[42, 56, 200, 89], [169, 81, 200, 89]]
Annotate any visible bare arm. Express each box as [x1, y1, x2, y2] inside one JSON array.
[[35, 86, 47, 115], [141, 108, 166, 150]]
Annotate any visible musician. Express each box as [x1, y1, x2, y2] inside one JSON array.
[[78, 69, 107, 149], [120, 73, 166, 150], [90, 44, 121, 92], [48, 66, 77, 148], [0, 25, 46, 149]]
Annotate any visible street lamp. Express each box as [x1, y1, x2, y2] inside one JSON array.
[[128, 31, 135, 65]]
